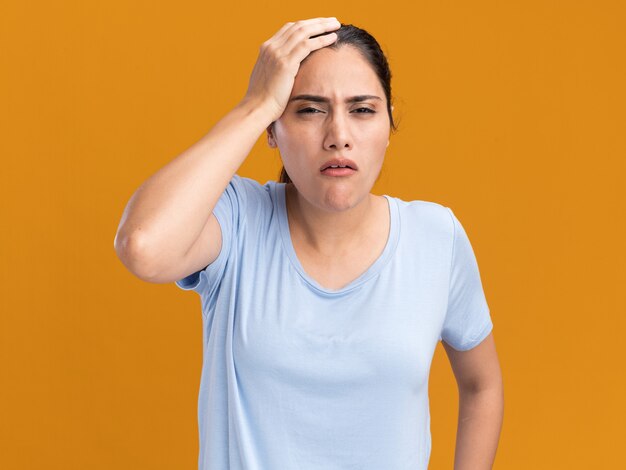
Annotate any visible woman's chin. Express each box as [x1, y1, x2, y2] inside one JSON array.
[[319, 189, 364, 212], [290, 182, 367, 213]]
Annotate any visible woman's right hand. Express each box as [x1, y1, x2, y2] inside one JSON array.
[[241, 17, 341, 122]]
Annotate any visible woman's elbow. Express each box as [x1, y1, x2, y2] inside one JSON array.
[[114, 230, 160, 282]]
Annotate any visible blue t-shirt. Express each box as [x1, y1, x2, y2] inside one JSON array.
[[176, 174, 493, 470]]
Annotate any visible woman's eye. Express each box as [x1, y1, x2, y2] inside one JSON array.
[[297, 107, 322, 114], [296, 107, 376, 114]]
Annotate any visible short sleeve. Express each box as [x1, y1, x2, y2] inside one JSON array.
[[174, 174, 248, 294], [440, 207, 493, 351]]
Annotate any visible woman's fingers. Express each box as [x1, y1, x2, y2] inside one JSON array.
[[273, 18, 340, 51], [288, 30, 339, 61], [267, 21, 295, 46], [242, 17, 341, 121], [279, 18, 340, 53]]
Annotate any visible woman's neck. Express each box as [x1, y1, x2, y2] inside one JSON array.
[[285, 183, 381, 257]]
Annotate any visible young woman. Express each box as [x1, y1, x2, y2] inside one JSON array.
[[114, 17, 504, 470]]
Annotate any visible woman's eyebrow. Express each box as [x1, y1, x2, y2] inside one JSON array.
[[289, 94, 382, 103]]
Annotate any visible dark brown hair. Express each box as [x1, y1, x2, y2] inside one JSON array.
[[274, 23, 398, 184]]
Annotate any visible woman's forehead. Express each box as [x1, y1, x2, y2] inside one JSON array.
[[299, 45, 370, 72], [293, 47, 383, 98]]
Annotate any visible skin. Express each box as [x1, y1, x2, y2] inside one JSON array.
[[270, 46, 390, 213], [267, 45, 392, 262], [444, 332, 504, 469]]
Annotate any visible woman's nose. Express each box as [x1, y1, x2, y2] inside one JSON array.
[[323, 113, 352, 150]]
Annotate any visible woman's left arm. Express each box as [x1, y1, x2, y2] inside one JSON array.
[[442, 331, 504, 470]]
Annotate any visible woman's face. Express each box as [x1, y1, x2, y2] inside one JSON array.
[[270, 45, 391, 213]]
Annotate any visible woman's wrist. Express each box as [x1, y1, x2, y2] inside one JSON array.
[[236, 96, 281, 126]]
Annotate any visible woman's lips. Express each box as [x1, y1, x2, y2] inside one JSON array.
[[320, 167, 357, 176], [319, 158, 358, 171]]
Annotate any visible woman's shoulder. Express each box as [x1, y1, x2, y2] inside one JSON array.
[[387, 193, 450, 217], [229, 173, 274, 195], [221, 174, 276, 212], [386, 194, 454, 234], [222, 175, 280, 230]]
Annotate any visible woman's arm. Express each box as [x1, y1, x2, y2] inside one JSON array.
[[442, 332, 504, 470], [113, 18, 341, 282], [113, 100, 273, 281]]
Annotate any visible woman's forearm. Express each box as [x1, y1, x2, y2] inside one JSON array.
[[453, 385, 504, 470], [114, 98, 273, 276]]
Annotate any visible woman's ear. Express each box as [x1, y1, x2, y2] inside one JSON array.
[[267, 123, 277, 148]]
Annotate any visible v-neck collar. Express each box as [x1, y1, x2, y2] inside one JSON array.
[[272, 181, 400, 297]]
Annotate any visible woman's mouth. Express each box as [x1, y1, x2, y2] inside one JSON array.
[[319, 158, 358, 176], [320, 166, 357, 177]]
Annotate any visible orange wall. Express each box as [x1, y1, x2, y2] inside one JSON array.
[[1, 1, 624, 468]]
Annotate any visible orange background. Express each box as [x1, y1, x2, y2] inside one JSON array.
[[1, 1, 624, 469]]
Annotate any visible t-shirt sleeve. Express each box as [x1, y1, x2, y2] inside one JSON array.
[[174, 174, 248, 294], [439, 207, 493, 351]]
